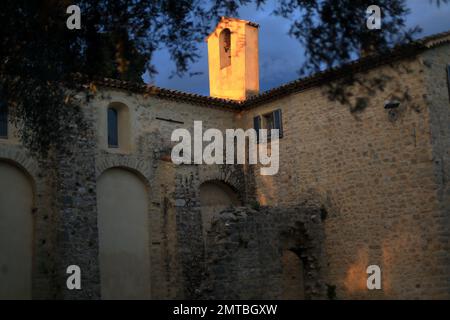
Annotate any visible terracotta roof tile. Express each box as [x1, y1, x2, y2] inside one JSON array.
[[74, 30, 450, 110], [73, 74, 242, 111]]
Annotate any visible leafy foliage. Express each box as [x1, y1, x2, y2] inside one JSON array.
[[274, 0, 419, 74], [0, 0, 446, 156]]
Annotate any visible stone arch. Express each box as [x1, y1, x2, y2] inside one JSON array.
[[0, 158, 35, 299], [281, 250, 306, 299], [96, 166, 151, 299], [198, 165, 245, 199], [95, 156, 150, 182], [0, 148, 40, 187], [279, 217, 325, 300], [199, 179, 241, 236]]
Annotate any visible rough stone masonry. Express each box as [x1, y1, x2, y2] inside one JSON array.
[[0, 18, 449, 299]]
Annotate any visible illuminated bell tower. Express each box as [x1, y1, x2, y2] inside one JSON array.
[[207, 17, 260, 101]]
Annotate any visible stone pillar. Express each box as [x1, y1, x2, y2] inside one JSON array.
[[174, 168, 205, 299], [53, 111, 101, 299]]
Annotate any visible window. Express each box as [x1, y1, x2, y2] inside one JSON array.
[[106, 102, 131, 152], [263, 112, 275, 130], [273, 109, 283, 137], [0, 101, 7, 139], [253, 115, 261, 143], [107, 107, 119, 148], [219, 28, 231, 69], [260, 109, 283, 139], [447, 64, 450, 101]]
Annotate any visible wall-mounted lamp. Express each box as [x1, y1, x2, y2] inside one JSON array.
[[384, 99, 401, 121], [384, 100, 400, 109]]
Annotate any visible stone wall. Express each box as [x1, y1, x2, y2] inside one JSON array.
[[200, 203, 326, 299], [239, 44, 450, 299], [0, 43, 449, 300], [52, 101, 101, 299], [90, 90, 242, 299], [0, 87, 244, 299], [173, 163, 246, 299], [0, 99, 102, 299], [422, 44, 450, 297]]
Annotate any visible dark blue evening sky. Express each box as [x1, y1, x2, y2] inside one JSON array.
[[145, 0, 450, 96]]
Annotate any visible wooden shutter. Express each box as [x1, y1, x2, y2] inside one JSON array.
[[273, 109, 283, 138], [0, 102, 7, 138], [253, 115, 261, 143]]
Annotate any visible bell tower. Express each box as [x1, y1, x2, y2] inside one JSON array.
[[207, 17, 259, 101]]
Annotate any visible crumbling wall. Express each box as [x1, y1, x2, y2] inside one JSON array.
[[200, 203, 327, 300], [174, 163, 247, 299]]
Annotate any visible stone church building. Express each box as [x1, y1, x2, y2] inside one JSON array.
[[0, 18, 449, 299]]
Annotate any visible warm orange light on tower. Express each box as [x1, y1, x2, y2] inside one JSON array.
[[206, 17, 260, 101]]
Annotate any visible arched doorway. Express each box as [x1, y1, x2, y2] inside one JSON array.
[[97, 168, 151, 299], [281, 250, 305, 299], [0, 160, 34, 299], [199, 181, 240, 235]]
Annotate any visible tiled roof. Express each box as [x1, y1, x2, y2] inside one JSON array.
[[205, 16, 259, 40], [78, 30, 450, 111], [418, 29, 450, 48], [243, 30, 450, 108], [73, 74, 242, 111], [247, 21, 259, 28]]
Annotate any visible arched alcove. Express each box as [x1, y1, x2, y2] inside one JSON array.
[[281, 250, 306, 300], [199, 180, 240, 235], [219, 28, 231, 69], [0, 160, 34, 299], [97, 167, 151, 299]]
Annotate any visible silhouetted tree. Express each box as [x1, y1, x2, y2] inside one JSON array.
[[0, 0, 447, 155]]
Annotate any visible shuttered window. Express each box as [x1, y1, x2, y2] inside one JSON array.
[[259, 109, 284, 140], [108, 108, 119, 148], [253, 115, 261, 143], [0, 102, 7, 138]]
